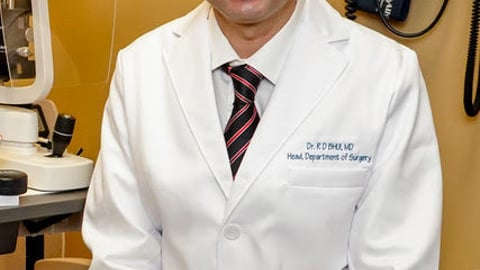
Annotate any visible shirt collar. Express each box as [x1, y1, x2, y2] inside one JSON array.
[[208, 0, 303, 85]]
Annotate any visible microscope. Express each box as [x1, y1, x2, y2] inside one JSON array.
[[0, 0, 93, 192]]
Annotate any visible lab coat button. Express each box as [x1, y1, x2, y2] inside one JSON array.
[[223, 224, 242, 240]]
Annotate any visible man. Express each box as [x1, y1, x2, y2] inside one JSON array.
[[83, 0, 443, 269]]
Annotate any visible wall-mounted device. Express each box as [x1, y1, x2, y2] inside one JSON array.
[[346, 0, 411, 21], [345, 0, 449, 38], [0, 0, 93, 191], [464, 0, 480, 117]]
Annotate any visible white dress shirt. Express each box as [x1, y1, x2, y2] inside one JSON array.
[[208, 1, 303, 130]]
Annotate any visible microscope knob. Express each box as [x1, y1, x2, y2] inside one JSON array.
[[51, 114, 76, 157], [0, 169, 27, 195]]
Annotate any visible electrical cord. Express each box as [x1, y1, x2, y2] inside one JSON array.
[[345, 0, 449, 38], [464, 0, 480, 117], [375, 0, 449, 38], [345, 0, 358, 20]]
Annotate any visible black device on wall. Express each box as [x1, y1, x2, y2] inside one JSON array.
[[345, 0, 449, 38], [464, 0, 480, 117]]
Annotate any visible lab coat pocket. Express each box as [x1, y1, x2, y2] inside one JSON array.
[[288, 167, 368, 188]]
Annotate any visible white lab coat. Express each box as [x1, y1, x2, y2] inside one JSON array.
[[82, 0, 442, 269]]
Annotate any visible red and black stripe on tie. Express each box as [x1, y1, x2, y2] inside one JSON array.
[[223, 64, 264, 179]]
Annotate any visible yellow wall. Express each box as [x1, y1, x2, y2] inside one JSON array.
[[1, 0, 479, 269]]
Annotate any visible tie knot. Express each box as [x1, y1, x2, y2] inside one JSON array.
[[223, 64, 264, 103]]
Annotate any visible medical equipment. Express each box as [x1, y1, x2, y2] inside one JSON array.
[[50, 114, 76, 157], [0, 0, 93, 191], [463, 0, 480, 117], [344, 0, 449, 38], [0, 169, 27, 205]]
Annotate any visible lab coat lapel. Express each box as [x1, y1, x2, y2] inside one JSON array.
[[225, 1, 350, 218], [163, 3, 233, 198]]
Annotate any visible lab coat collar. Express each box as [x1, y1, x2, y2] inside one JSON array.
[[164, 2, 234, 198], [208, 0, 304, 85], [224, 0, 350, 218], [165, 0, 350, 216]]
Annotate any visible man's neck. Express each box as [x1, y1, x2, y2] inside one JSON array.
[[214, 1, 297, 59]]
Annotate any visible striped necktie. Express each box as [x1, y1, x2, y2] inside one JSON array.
[[223, 64, 264, 179]]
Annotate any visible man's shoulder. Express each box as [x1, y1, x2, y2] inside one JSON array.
[[304, 0, 414, 60], [346, 19, 415, 58]]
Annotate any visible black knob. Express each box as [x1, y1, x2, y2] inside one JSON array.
[[0, 169, 27, 195], [51, 114, 76, 157]]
